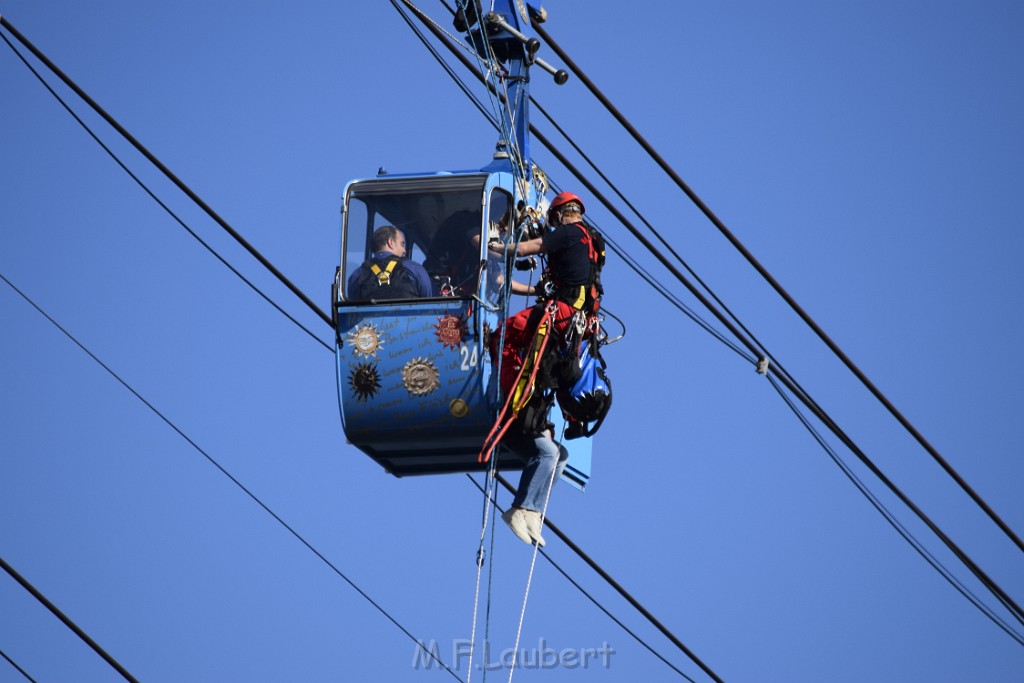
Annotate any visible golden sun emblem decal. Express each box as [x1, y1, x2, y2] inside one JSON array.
[[402, 357, 440, 396], [434, 314, 467, 350], [346, 323, 383, 358]]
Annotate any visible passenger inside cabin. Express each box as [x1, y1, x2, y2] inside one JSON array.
[[346, 225, 433, 300], [424, 210, 482, 296], [478, 209, 535, 300]]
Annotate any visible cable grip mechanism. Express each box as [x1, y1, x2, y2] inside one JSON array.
[[484, 12, 569, 84], [756, 357, 770, 375]]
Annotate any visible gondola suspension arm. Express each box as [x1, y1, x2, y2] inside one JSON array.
[[484, 11, 568, 84]]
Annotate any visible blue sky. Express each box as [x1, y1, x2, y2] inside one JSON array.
[[2, 1, 1023, 681]]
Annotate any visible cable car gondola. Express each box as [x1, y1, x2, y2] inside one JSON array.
[[332, 1, 591, 486]]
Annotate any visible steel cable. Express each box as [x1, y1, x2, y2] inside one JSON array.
[[764, 374, 1024, 646], [399, 4, 1024, 630], [0, 647, 38, 683], [0, 29, 332, 353], [530, 16, 1024, 560], [0, 17, 332, 331], [0, 273, 465, 683], [0, 555, 139, 683]]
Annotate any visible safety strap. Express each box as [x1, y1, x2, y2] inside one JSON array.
[[477, 302, 558, 464], [369, 259, 398, 286], [370, 260, 397, 285]]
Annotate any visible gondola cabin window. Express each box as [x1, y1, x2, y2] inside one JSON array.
[[342, 175, 494, 301]]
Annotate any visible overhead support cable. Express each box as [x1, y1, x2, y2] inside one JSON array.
[[464, 475, 701, 682], [528, 96, 766, 359], [543, 112, 1024, 634], [399, 0, 769, 364], [761, 364, 1024, 627], [0, 273, 465, 682], [0, 30, 332, 353], [401, 1, 746, 361], [390, 0, 495, 125], [543, 178, 753, 362], [401, 2, 1024, 631], [0, 646, 40, 683], [14, 5, 737, 663], [420, 2, 874, 445], [0, 17, 332, 330], [0, 555, 140, 683], [4, 5, 1015, 675], [530, 122, 767, 359], [0, 7, 735, 675], [764, 375, 1024, 646], [493, 473, 727, 682], [598, 230, 752, 362], [529, 17, 1024, 559]]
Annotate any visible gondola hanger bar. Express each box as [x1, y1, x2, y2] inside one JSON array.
[[485, 11, 568, 84]]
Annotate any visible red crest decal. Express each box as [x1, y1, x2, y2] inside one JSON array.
[[434, 314, 467, 350]]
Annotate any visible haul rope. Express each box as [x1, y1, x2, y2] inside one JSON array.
[[506, 423, 566, 683]]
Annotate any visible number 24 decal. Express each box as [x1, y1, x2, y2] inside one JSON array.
[[460, 346, 478, 371]]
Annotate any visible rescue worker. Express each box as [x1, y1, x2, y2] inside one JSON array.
[[347, 225, 433, 300], [487, 191, 604, 546]]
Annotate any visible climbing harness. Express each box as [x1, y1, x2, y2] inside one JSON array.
[[478, 300, 559, 464], [350, 256, 420, 300]]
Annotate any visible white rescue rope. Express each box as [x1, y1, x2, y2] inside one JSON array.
[[506, 426, 563, 683]]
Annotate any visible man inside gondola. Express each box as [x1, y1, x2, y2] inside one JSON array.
[[347, 225, 433, 300]]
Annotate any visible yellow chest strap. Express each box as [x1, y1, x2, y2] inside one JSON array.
[[370, 260, 398, 285]]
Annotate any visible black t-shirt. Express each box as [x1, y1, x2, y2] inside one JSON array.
[[541, 221, 595, 286]]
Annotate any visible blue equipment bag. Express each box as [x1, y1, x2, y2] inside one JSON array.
[[558, 341, 612, 439]]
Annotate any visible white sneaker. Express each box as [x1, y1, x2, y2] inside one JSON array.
[[502, 508, 533, 545], [523, 510, 546, 547]]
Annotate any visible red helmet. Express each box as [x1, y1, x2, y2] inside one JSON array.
[[547, 191, 585, 223]]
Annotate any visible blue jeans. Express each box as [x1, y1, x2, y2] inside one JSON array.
[[501, 428, 569, 512]]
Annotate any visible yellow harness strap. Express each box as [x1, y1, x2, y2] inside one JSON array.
[[370, 260, 398, 286], [510, 316, 551, 413], [567, 285, 586, 310]]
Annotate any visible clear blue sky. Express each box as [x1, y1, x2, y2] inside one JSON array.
[[2, 1, 1023, 681]]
